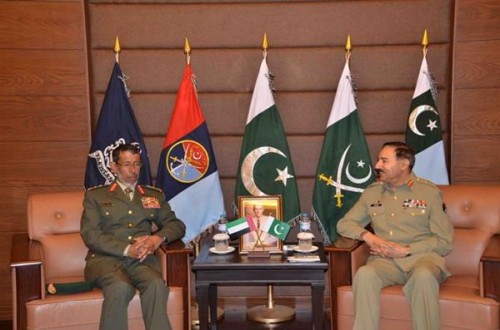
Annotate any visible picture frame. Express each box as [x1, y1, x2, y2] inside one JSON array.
[[237, 195, 283, 254]]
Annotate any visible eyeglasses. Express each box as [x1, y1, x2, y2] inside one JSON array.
[[117, 162, 143, 168]]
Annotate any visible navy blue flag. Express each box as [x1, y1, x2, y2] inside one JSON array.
[[84, 62, 152, 189]]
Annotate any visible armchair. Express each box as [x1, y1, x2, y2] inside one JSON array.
[[11, 191, 191, 330], [327, 184, 500, 330]]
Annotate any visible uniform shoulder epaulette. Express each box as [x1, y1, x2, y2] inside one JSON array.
[[366, 181, 383, 189], [415, 177, 438, 189], [86, 184, 109, 192], [141, 185, 163, 193]]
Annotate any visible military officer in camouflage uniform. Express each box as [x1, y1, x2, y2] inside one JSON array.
[[81, 143, 186, 330], [337, 141, 453, 330]]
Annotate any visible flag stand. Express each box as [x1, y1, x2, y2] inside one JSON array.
[[247, 285, 295, 323]]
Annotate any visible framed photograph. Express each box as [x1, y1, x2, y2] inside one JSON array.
[[238, 195, 283, 254]]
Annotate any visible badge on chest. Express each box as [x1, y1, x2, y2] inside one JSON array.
[[141, 197, 160, 209]]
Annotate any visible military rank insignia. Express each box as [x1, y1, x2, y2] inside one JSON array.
[[141, 197, 160, 209], [403, 199, 427, 208]]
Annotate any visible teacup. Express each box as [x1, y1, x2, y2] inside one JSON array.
[[297, 232, 315, 251], [213, 233, 230, 251]]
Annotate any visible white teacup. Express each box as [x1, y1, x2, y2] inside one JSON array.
[[297, 232, 315, 251], [213, 233, 230, 251]]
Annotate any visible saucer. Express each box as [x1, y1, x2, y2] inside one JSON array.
[[209, 246, 235, 255], [293, 245, 318, 253]]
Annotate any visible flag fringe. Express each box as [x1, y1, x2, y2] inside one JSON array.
[[424, 69, 438, 102], [311, 207, 332, 245], [185, 222, 218, 248], [347, 72, 359, 107], [117, 72, 131, 98]]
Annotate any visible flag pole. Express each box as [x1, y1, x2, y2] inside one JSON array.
[[184, 37, 191, 65], [422, 29, 429, 58], [247, 32, 295, 325], [114, 36, 120, 63]]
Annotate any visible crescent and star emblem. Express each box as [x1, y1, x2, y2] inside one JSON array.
[[166, 140, 209, 183], [318, 144, 372, 208], [241, 146, 294, 196], [408, 104, 439, 136]]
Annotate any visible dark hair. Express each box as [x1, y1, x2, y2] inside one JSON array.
[[382, 141, 415, 170], [112, 143, 140, 163]]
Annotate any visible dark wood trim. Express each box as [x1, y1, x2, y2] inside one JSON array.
[[325, 238, 364, 330], [481, 234, 500, 301], [161, 240, 193, 330], [10, 234, 43, 330]]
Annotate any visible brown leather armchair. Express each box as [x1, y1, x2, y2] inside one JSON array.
[[11, 191, 192, 330], [327, 184, 500, 330]]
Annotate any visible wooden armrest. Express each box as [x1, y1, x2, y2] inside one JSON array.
[[10, 233, 44, 330], [325, 237, 366, 330], [159, 240, 193, 330], [480, 234, 500, 301]]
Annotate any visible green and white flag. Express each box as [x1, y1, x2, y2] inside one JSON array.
[[234, 57, 300, 223], [260, 218, 291, 241], [405, 56, 449, 185], [312, 60, 375, 244]]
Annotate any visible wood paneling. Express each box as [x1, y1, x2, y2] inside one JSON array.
[[453, 89, 500, 136], [88, 1, 451, 49], [454, 40, 500, 89], [456, 0, 500, 42], [0, 96, 88, 141], [0, 142, 88, 187], [0, 2, 84, 49], [0, 50, 87, 96], [0, 0, 89, 320], [451, 136, 500, 182]]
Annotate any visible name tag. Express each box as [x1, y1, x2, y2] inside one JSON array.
[[141, 197, 160, 209]]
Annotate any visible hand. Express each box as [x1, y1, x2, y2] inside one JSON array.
[[363, 232, 409, 258], [128, 236, 163, 262]]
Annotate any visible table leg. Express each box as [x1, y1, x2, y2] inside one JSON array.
[[312, 283, 325, 330], [196, 283, 209, 330], [209, 284, 218, 330]]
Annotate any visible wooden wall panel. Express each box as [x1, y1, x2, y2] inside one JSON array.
[[0, 2, 84, 49], [0, 0, 89, 320], [453, 89, 500, 136], [456, 0, 500, 42], [452, 0, 500, 183], [0, 50, 87, 96], [0, 96, 88, 141], [454, 40, 500, 89]]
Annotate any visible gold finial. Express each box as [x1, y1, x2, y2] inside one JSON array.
[[114, 36, 121, 63], [421, 29, 429, 56], [184, 37, 191, 64], [262, 33, 269, 51], [345, 34, 352, 52]]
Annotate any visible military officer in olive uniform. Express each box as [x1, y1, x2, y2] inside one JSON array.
[[337, 141, 453, 330], [81, 143, 186, 330]]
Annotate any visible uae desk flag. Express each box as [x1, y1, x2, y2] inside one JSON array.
[[156, 64, 225, 243], [234, 55, 300, 224], [312, 51, 375, 244], [84, 61, 152, 189], [405, 34, 449, 185]]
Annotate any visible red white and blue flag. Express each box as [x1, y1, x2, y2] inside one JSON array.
[[156, 64, 224, 243]]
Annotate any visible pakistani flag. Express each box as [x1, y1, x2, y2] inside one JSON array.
[[234, 57, 300, 223], [405, 56, 449, 185], [260, 218, 291, 241], [312, 60, 375, 244]]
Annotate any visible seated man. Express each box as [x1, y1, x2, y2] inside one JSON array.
[[337, 141, 453, 330], [81, 143, 186, 330]]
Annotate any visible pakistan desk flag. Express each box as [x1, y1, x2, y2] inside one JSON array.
[[312, 60, 375, 244], [405, 56, 449, 185], [235, 57, 300, 223]]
